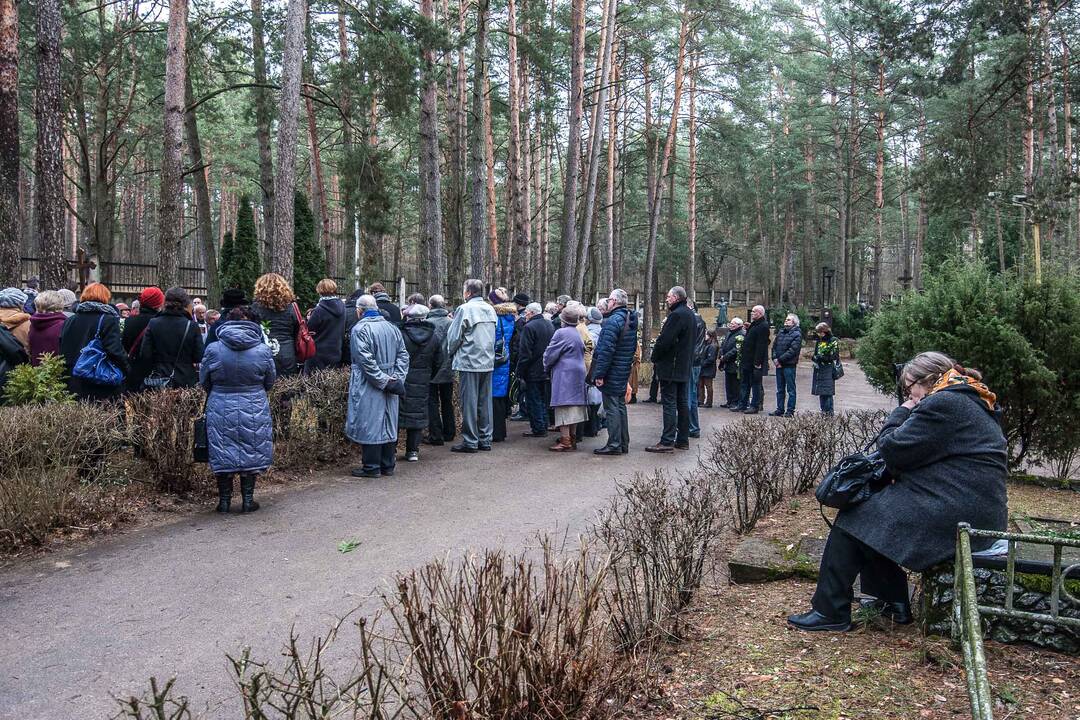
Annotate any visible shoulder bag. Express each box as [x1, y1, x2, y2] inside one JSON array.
[[494, 318, 509, 367], [816, 431, 891, 514], [72, 316, 124, 387], [193, 394, 209, 463], [143, 320, 191, 390], [294, 303, 316, 363]]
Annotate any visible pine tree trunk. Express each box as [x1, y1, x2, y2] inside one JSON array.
[[574, 0, 617, 298], [686, 49, 697, 299], [604, 56, 619, 292], [1063, 34, 1076, 258], [517, 3, 533, 294], [468, 0, 490, 279], [0, 0, 17, 286], [183, 70, 220, 306], [35, 0, 66, 289], [914, 104, 928, 290], [304, 94, 332, 275], [557, 0, 585, 293], [419, 0, 445, 295], [158, 0, 188, 288], [271, 0, 308, 283], [251, 0, 275, 260], [483, 71, 499, 282], [871, 59, 885, 307], [506, 0, 523, 290], [643, 8, 689, 356], [338, 0, 356, 288]]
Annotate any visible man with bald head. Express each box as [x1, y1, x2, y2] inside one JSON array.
[[738, 304, 770, 414]]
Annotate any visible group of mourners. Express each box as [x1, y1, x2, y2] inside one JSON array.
[[0, 274, 1013, 640]]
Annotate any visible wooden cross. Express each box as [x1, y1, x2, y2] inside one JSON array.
[[67, 248, 97, 290]]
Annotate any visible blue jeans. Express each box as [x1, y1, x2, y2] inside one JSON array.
[[688, 366, 702, 434], [819, 394, 834, 414], [525, 380, 548, 434], [775, 366, 797, 413]]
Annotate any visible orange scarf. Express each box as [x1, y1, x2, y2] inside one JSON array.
[[928, 368, 997, 412]]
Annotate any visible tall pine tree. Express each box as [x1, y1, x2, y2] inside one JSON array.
[[226, 196, 262, 297], [218, 231, 235, 291], [292, 192, 324, 310]]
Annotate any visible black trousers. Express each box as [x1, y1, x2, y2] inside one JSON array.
[[492, 395, 509, 442], [659, 379, 690, 446], [648, 374, 660, 401], [405, 428, 423, 453], [428, 382, 455, 441], [361, 442, 396, 474], [724, 372, 741, 406], [812, 527, 909, 622]]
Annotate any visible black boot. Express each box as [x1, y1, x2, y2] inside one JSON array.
[[216, 474, 233, 514], [240, 474, 260, 513]]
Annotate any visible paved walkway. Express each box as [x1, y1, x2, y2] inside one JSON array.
[[0, 367, 892, 719]]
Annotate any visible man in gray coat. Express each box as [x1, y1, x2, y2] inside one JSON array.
[[346, 295, 410, 478], [425, 294, 456, 444], [446, 279, 497, 452]]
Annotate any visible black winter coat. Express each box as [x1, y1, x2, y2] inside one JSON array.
[[140, 309, 205, 388], [770, 325, 802, 367], [699, 343, 718, 378], [305, 297, 346, 372], [590, 306, 638, 395], [374, 292, 402, 328], [251, 301, 300, 376], [59, 303, 130, 401], [121, 307, 159, 391], [833, 387, 1008, 571], [740, 317, 770, 373], [719, 329, 743, 374], [426, 308, 454, 384], [342, 292, 361, 367], [516, 314, 555, 384], [400, 319, 443, 429], [651, 300, 695, 383]]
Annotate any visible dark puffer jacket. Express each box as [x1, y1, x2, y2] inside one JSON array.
[[251, 301, 300, 376], [305, 296, 346, 372], [650, 300, 695, 382], [590, 306, 638, 396], [834, 386, 1008, 571], [719, 328, 744, 374], [699, 342, 718, 379], [399, 319, 443, 429], [516, 313, 555, 384], [59, 302, 130, 402], [771, 325, 802, 368], [492, 303, 517, 398], [140, 309, 205, 388], [199, 320, 277, 474]]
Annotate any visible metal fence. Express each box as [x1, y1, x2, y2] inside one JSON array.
[[953, 523, 1080, 720]]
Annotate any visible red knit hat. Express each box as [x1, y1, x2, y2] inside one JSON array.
[[138, 287, 165, 310]]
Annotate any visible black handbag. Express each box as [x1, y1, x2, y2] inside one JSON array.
[[816, 430, 891, 513], [193, 396, 209, 463]]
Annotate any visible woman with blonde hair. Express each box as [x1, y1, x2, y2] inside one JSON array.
[[304, 278, 346, 372], [251, 272, 302, 376], [789, 351, 1008, 632]]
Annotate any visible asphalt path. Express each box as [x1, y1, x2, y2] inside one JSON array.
[[0, 368, 891, 719]]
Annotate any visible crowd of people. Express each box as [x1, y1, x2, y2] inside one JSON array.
[[0, 273, 851, 513]]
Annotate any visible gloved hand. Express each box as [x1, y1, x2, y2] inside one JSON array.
[[385, 378, 406, 396]]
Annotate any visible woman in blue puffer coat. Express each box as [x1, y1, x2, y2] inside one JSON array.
[[490, 289, 517, 442], [200, 307, 277, 514]]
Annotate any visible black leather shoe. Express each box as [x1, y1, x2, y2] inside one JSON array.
[[351, 467, 380, 478], [478, 444, 492, 451], [381, 468, 395, 477], [621, 446, 629, 454], [593, 445, 621, 456], [728, 405, 744, 412], [688, 431, 701, 439], [768, 409, 785, 417], [674, 442, 690, 450], [858, 599, 913, 625], [521, 430, 547, 438], [644, 443, 674, 453], [743, 407, 759, 415], [787, 610, 850, 632], [450, 444, 477, 453]]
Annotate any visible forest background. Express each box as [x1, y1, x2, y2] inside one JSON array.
[[1, 0, 1078, 340]]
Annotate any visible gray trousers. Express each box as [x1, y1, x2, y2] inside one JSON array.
[[602, 392, 630, 451], [459, 371, 493, 447]]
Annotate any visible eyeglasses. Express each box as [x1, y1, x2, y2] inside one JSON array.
[[902, 378, 920, 398]]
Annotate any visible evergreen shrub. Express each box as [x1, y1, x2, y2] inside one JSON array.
[[856, 262, 1080, 472], [2, 354, 74, 405]]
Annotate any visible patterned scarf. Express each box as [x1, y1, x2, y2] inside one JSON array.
[[928, 368, 997, 412]]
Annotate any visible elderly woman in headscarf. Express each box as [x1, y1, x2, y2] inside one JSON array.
[[0, 287, 31, 353], [543, 304, 588, 451]]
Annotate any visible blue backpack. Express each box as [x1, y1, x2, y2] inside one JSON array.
[[72, 315, 124, 387]]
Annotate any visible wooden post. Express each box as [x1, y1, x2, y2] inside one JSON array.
[[398, 277, 407, 305]]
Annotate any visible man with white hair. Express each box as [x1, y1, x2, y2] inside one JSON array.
[[737, 304, 770, 414], [770, 312, 803, 416], [446, 279, 497, 452], [346, 294, 410, 477], [590, 288, 638, 455], [719, 317, 746, 408], [516, 301, 555, 437]]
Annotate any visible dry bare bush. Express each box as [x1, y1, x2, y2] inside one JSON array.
[[0, 402, 124, 549], [698, 410, 889, 534], [126, 387, 209, 494], [268, 369, 352, 466], [592, 471, 727, 651], [385, 542, 619, 719]]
